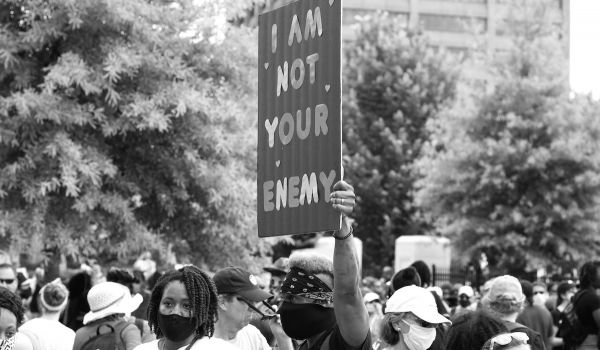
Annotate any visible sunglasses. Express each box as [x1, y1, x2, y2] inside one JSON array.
[[489, 332, 529, 350], [0, 279, 14, 284], [237, 296, 278, 321]]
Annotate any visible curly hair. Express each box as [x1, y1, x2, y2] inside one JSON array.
[[0, 287, 25, 327], [579, 261, 600, 289], [147, 265, 218, 344]]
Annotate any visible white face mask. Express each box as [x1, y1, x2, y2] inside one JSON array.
[[0, 336, 15, 350], [533, 293, 548, 307], [402, 322, 436, 350]]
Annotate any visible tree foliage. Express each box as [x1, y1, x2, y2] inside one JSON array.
[[0, 0, 269, 270], [415, 1, 600, 274], [342, 14, 459, 275]]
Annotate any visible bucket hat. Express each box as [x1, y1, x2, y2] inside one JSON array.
[[83, 282, 142, 325]]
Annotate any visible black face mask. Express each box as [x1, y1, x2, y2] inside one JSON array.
[[279, 301, 336, 340], [458, 298, 471, 308], [158, 313, 197, 342]]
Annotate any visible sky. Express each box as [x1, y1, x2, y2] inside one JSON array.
[[570, 1, 600, 98]]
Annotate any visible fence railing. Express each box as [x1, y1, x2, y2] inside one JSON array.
[[431, 264, 481, 289]]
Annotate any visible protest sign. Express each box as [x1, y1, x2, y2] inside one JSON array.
[[258, 0, 342, 237]]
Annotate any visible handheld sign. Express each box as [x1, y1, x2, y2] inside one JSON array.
[[258, 0, 342, 237]]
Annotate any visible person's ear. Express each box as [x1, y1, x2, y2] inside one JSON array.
[[217, 295, 228, 310], [393, 319, 410, 334]]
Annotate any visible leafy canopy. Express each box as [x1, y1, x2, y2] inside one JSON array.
[[415, 0, 600, 273], [0, 0, 268, 269], [342, 13, 459, 275]]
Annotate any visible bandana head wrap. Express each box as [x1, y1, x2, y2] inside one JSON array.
[[281, 267, 333, 303]]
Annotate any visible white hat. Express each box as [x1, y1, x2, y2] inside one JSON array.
[[458, 285, 474, 298], [385, 285, 451, 324], [83, 282, 143, 325], [363, 292, 381, 304]]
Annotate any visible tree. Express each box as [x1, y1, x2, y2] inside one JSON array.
[[415, 1, 600, 274], [0, 0, 270, 271], [342, 14, 459, 276]]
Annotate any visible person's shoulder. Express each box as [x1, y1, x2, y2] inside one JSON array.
[[192, 337, 241, 350], [238, 324, 263, 337], [133, 339, 159, 350], [18, 318, 40, 331], [532, 304, 552, 318], [574, 289, 600, 308], [14, 333, 34, 350]]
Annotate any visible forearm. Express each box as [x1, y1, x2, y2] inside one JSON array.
[[333, 217, 360, 295]]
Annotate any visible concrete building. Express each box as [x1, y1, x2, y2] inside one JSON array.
[[256, 0, 570, 53]]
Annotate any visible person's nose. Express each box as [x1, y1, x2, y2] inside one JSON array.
[[172, 304, 185, 316]]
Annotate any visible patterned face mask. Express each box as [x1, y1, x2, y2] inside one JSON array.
[[0, 336, 15, 350], [280, 267, 333, 304]]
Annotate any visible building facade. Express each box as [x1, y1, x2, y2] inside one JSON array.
[[257, 0, 569, 52]]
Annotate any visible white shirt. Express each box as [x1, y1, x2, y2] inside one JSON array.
[[228, 325, 271, 350], [19, 318, 75, 350], [133, 337, 239, 350]]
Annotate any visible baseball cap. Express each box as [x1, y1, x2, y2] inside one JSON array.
[[487, 275, 524, 303], [385, 285, 451, 325], [458, 285, 474, 298], [213, 267, 273, 302]]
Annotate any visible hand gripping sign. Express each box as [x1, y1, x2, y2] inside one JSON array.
[[258, 0, 342, 237]]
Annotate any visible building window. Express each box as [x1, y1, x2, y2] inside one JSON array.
[[343, 9, 409, 28], [420, 14, 486, 33]]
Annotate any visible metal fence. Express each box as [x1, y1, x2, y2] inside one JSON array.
[[431, 263, 481, 289]]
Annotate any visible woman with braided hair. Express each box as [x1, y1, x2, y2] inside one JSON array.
[[0, 287, 33, 350], [133, 265, 238, 350]]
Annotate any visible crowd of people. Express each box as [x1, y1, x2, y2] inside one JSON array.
[[0, 181, 597, 350]]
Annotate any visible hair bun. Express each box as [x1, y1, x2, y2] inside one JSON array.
[[41, 279, 69, 309]]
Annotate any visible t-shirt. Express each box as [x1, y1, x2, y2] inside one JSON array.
[[133, 337, 240, 350], [573, 287, 600, 335], [299, 325, 372, 350], [229, 325, 271, 350], [516, 305, 554, 350], [19, 318, 75, 350]]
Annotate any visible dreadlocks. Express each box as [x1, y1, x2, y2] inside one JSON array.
[[147, 265, 218, 342], [0, 287, 24, 326]]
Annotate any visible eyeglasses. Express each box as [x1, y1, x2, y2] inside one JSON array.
[[237, 296, 278, 321], [489, 332, 529, 350], [0, 279, 14, 284]]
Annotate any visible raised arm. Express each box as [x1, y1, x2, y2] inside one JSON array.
[[330, 181, 370, 347]]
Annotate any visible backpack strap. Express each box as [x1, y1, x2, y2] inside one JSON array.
[[133, 318, 144, 333], [96, 323, 116, 336], [116, 319, 136, 350]]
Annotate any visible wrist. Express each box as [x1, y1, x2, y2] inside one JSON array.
[[333, 225, 353, 240]]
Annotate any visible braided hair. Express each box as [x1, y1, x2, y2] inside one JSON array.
[[0, 287, 25, 327], [579, 261, 600, 289], [147, 265, 218, 343]]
